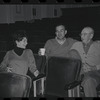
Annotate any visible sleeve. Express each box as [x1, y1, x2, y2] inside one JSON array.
[[95, 41, 100, 70], [96, 41, 100, 50], [68, 49, 81, 60], [44, 40, 51, 57], [69, 38, 78, 45], [70, 42, 79, 50], [0, 52, 9, 72], [71, 38, 78, 43], [27, 49, 38, 74]]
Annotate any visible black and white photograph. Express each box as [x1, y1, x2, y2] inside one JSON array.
[[0, 1, 100, 98]]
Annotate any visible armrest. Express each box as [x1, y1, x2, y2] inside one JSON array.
[[96, 84, 100, 91], [64, 80, 81, 90], [64, 74, 84, 90], [32, 73, 46, 97], [32, 74, 46, 81]]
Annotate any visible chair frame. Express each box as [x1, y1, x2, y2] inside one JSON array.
[[33, 76, 46, 97]]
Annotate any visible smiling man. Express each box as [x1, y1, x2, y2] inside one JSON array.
[[43, 24, 79, 58]]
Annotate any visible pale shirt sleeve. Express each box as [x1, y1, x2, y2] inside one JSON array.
[[94, 41, 100, 70], [68, 49, 81, 60], [27, 49, 38, 74], [70, 42, 79, 50], [0, 52, 9, 72]]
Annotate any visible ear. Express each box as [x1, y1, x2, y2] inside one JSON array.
[[65, 30, 67, 34], [90, 34, 94, 39], [15, 40, 18, 45]]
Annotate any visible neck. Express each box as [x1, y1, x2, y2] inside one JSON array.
[[84, 39, 91, 45], [56, 37, 66, 45], [15, 46, 25, 49], [14, 46, 25, 56], [56, 37, 66, 41]]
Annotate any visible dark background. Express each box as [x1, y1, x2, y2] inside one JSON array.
[[0, 5, 100, 59]]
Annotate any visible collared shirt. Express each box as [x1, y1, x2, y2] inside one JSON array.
[[82, 40, 93, 54], [55, 37, 66, 45]]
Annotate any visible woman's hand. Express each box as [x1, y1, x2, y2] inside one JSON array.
[[7, 67, 12, 72], [34, 70, 39, 77]]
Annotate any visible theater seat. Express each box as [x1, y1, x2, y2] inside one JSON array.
[[0, 72, 31, 97], [44, 56, 82, 97]]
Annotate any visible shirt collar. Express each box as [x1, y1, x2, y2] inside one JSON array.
[[83, 40, 93, 47], [55, 37, 66, 45]]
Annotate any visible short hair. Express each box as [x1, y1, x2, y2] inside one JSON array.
[[81, 27, 94, 35], [12, 30, 27, 42], [56, 25, 65, 30]]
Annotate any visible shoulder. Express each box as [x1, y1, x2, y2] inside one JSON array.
[[3, 50, 13, 58], [67, 37, 78, 42], [72, 41, 82, 46], [92, 40, 100, 48], [24, 49, 33, 54], [67, 38, 79, 45], [6, 50, 13, 55], [93, 40, 100, 44], [70, 41, 82, 50], [45, 38, 56, 45], [46, 38, 55, 42]]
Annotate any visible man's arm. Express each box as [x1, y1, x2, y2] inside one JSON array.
[[68, 49, 81, 60]]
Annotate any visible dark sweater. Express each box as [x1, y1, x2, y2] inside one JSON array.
[[14, 46, 25, 56]]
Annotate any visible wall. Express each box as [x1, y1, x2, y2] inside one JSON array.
[[0, 5, 64, 23]]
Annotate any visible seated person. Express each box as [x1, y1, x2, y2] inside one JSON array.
[[71, 26, 100, 97], [0, 30, 39, 77], [39, 24, 80, 60]]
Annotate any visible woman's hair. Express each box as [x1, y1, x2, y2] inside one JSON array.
[[12, 30, 28, 42]]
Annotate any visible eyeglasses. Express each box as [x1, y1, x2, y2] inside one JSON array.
[[79, 33, 90, 36]]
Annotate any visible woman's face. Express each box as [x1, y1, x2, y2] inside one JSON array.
[[16, 37, 28, 49]]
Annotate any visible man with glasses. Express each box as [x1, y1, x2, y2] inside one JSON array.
[[71, 26, 100, 97]]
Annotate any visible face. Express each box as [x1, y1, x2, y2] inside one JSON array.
[[55, 25, 67, 40], [80, 28, 93, 44], [16, 37, 28, 49]]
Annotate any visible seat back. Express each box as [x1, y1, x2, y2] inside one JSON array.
[[34, 54, 46, 74], [0, 72, 31, 97], [45, 57, 81, 97]]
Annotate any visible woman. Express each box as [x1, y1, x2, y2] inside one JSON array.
[[0, 30, 39, 77]]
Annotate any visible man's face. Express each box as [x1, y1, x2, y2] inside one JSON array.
[[55, 25, 67, 40], [80, 28, 93, 44]]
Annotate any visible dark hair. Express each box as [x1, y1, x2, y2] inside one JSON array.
[[12, 30, 28, 42]]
